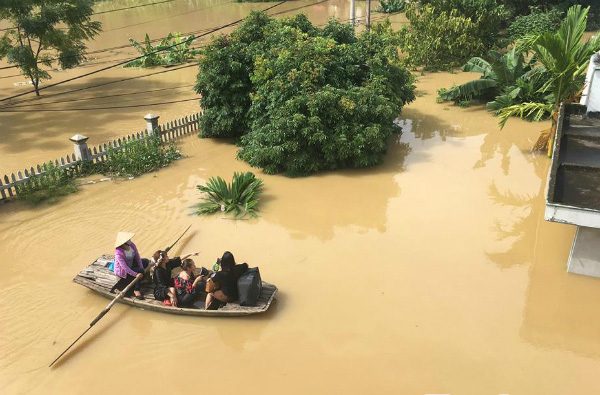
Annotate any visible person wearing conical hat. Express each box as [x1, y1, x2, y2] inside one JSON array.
[[112, 232, 147, 300]]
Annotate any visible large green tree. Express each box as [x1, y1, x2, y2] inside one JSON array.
[[196, 12, 416, 176], [0, 0, 101, 96]]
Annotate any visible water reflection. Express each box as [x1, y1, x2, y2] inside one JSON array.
[[521, 235, 600, 359], [262, 138, 410, 240]]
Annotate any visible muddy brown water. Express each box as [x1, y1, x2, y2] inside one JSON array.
[[2, 1, 600, 394]]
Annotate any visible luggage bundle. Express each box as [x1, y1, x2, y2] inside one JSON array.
[[237, 267, 262, 306]]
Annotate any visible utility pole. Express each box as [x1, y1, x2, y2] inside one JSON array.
[[350, 0, 356, 26], [366, 0, 371, 31]]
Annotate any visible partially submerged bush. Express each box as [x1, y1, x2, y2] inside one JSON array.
[[196, 172, 263, 218], [125, 32, 199, 68], [377, 0, 406, 13], [196, 12, 415, 176], [99, 136, 181, 177], [400, 0, 506, 70], [15, 162, 78, 205], [507, 9, 562, 41]]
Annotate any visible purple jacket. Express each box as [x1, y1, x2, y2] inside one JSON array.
[[114, 241, 144, 279]]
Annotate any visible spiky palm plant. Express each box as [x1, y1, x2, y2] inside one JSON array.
[[196, 172, 263, 217], [497, 5, 600, 156]]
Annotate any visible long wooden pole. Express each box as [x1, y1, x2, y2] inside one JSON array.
[[165, 224, 191, 253], [49, 274, 143, 367]]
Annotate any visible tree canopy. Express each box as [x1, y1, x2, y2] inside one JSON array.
[[0, 0, 101, 96], [195, 12, 416, 176]]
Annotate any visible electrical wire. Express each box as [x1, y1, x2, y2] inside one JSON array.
[[0, 0, 182, 32], [0, 0, 330, 74], [2, 83, 196, 108], [0, 0, 232, 71], [0, 1, 288, 103], [0, 62, 199, 108], [102, 1, 234, 33], [0, 97, 199, 112], [0, 0, 332, 105], [1, 1, 392, 112]]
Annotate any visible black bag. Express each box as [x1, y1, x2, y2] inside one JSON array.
[[237, 267, 262, 306]]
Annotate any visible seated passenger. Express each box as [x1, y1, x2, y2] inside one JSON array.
[[112, 232, 148, 300], [205, 251, 247, 309], [174, 258, 207, 307], [152, 250, 199, 307]]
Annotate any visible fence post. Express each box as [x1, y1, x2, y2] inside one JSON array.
[[70, 134, 90, 161], [144, 113, 160, 136]]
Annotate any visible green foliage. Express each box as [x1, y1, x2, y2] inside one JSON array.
[[98, 136, 181, 177], [438, 49, 553, 120], [196, 172, 263, 218], [498, 5, 600, 129], [195, 11, 272, 138], [196, 12, 415, 176], [0, 0, 102, 96], [439, 49, 547, 99], [125, 32, 200, 68], [507, 10, 562, 41], [14, 162, 78, 205], [377, 0, 406, 13], [417, 0, 506, 50], [399, 0, 505, 71]]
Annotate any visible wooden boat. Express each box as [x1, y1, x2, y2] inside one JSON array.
[[73, 255, 277, 316]]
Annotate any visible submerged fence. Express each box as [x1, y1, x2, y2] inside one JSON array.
[[0, 112, 201, 202]]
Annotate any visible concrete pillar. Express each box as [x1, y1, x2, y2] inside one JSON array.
[[587, 66, 600, 114], [350, 0, 356, 26], [70, 134, 90, 161], [567, 226, 600, 278], [144, 113, 160, 136], [366, 0, 371, 31]]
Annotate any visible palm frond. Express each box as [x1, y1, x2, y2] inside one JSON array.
[[195, 172, 263, 218], [497, 102, 554, 129]]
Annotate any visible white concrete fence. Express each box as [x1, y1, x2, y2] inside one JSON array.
[[0, 112, 201, 202]]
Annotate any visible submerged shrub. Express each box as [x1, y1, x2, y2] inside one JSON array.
[[196, 12, 415, 176], [99, 136, 181, 177], [196, 172, 263, 218], [377, 0, 406, 13], [14, 162, 78, 205], [401, 0, 506, 70], [125, 32, 200, 68], [507, 10, 562, 41], [195, 12, 271, 138]]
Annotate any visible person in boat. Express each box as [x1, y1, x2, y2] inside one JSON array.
[[174, 258, 208, 307], [204, 251, 247, 309], [112, 232, 148, 300], [152, 250, 200, 307]]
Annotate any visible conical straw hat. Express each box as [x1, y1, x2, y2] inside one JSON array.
[[114, 232, 135, 249]]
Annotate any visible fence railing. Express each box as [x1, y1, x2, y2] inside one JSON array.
[[0, 112, 201, 202]]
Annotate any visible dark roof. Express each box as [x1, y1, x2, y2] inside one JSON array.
[[548, 104, 600, 211]]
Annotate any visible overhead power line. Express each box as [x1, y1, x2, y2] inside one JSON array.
[[0, 1, 286, 103], [0, 0, 331, 104], [0, 0, 181, 32], [0, 97, 199, 112], [0, 62, 199, 108], [2, 83, 196, 109]]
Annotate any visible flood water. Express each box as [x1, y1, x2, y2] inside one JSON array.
[[2, 1, 600, 395]]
